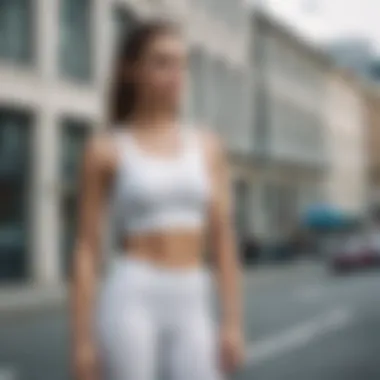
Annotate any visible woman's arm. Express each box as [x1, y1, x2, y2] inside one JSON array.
[[70, 135, 113, 378], [206, 133, 242, 331], [204, 131, 244, 371]]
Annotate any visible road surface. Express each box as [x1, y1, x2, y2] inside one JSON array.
[[0, 262, 379, 380]]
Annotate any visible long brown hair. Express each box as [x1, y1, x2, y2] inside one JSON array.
[[108, 20, 180, 126]]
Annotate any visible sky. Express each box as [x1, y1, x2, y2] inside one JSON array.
[[253, 0, 380, 54]]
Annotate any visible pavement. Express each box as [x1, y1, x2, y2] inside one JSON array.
[[0, 260, 379, 380]]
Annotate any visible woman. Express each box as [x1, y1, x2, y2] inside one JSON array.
[[71, 20, 244, 380]]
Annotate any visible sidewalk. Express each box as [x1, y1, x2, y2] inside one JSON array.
[[0, 259, 321, 316], [245, 258, 321, 278], [0, 283, 67, 316]]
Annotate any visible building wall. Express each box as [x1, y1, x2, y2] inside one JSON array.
[[251, 12, 329, 243], [256, 20, 327, 167], [325, 71, 368, 215], [0, 0, 252, 286], [364, 84, 380, 206]]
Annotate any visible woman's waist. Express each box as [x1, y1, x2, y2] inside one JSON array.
[[101, 255, 212, 304], [111, 255, 209, 279], [120, 229, 205, 266]]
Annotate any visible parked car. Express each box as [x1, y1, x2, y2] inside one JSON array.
[[329, 233, 380, 273], [240, 235, 261, 265], [367, 231, 380, 264]]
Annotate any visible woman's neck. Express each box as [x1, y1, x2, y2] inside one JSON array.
[[128, 102, 179, 131], [128, 112, 178, 132]]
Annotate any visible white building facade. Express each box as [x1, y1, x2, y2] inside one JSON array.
[[250, 11, 330, 250], [325, 70, 368, 216], [0, 0, 252, 288]]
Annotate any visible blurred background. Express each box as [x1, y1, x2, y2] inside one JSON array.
[[1, 0, 380, 379]]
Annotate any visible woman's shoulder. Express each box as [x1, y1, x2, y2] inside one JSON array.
[[83, 128, 119, 171], [192, 126, 226, 162]]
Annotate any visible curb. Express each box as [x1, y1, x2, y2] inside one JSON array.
[[245, 259, 321, 276], [0, 285, 67, 317]]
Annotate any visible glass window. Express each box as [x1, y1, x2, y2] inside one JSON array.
[[264, 183, 279, 231], [222, 67, 234, 134], [228, 70, 245, 145], [202, 57, 217, 128], [253, 29, 266, 69], [59, 0, 92, 81], [188, 49, 206, 123], [254, 82, 270, 155], [0, 0, 33, 63], [234, 179, 250, 239], [205, 0, 222, 18], [223, 0, 234, 27], [113, 6, 136, 47], [219, 63, 231, 134], [0, 109, 32, 283], [60, 118, 92, 277], [211, 62, 238, 139]]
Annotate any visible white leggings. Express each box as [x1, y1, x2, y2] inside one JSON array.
[[95, 257, 223, 380]]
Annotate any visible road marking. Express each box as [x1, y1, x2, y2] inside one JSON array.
[[0, 367, 17, 380], [245, 307, 353, 366]]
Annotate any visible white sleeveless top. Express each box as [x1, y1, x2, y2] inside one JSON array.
[[110, 126, 211, 240]]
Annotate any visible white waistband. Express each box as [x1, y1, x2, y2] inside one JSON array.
[[105, 255, 210, 282]]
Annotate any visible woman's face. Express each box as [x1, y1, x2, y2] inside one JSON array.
[[133, 33, 187, 111]]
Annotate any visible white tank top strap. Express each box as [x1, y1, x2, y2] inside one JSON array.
[[112, 124, 201, 162], [110, 127, 138, 164]]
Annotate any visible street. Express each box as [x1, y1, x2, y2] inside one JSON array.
[[0, 262, 379, 380]]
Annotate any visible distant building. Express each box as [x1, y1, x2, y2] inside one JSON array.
[[327, 37, 380, 82], [250, 10, 330, 251], [324, 69, 368, 217], [363, 81, 380, 209], [369, 60, 380, 81]]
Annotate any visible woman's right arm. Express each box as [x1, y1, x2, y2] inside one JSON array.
[[70, 135, 113, 380]]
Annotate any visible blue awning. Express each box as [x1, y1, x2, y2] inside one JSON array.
[[302, 204, 348, 229]]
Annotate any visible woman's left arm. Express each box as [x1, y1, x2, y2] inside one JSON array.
[[204, 131, 244, 371]]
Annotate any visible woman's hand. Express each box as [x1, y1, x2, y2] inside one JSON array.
[[219, 324, 245, 373], [73, 341, 100, 380]]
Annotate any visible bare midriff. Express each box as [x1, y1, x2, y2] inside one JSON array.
[[122, 228, 207, 269]]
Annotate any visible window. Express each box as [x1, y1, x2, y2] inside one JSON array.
[[228, 70, 246, 148], [204, 0, 221, 17], [113, 7, 136, 48], [253, 29, 266, 69], [60, 118, 92, 277], [0, 109, 33, 283], [234, 179, 250, 239], [59, 0, 92, 81], [202, 57, 217, 128], [213, 60, 226, 133], [215, 0, 242, 30], [188, 49, 206, 123], [0, 0, 33, 63], [263, 183, 280, 232], [221, 0, 232, 27], [219, 63, 232, 134], [223, 67, 235, 134], [232, 1, 244, 30], [254, 86, 269, 154]]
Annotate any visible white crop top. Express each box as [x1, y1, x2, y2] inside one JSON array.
[[110, 126, 211, 238]]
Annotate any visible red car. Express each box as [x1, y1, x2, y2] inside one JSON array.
[[330, 234, 380, 273]]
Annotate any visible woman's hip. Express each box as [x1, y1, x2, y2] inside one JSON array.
[[97, 255, 212, 314]]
